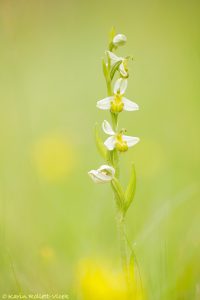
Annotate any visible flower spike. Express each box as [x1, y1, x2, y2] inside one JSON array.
[[88, 30, 141, 293]]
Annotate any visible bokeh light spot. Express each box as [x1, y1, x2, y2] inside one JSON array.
[[32, 134, 75, 182]]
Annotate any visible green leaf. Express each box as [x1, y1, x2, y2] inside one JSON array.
[[110, 60, 122, 80], [111, 177, 125, 210], [108, 26, 116, 51], [94, 124, 107, 159], [102, 58, 108, 79], [125, 163, 136, 212], [109, 26, 116, 41]]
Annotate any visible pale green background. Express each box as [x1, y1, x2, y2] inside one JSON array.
[[0, 0, 199, 299]]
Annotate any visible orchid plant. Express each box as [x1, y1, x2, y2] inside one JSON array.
[[88, 29, 141, 296]]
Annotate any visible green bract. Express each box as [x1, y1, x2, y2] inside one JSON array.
[[124, 163, 136, 213]]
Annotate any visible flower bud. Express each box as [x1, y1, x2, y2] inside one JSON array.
[[112, 34, 127, 47]]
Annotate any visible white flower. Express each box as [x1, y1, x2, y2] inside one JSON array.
[[97, 78, 139, 113], [107, 51, 128, 77], [102, 120, 140, 152], [88, 165, 115, 183], [113, 34, 127, 47]]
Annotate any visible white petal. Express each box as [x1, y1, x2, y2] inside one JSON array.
[[119, 63, 128, 77], [122, 97, 139, 111], [114, 78, 127, 95], [119, 79, 128, 95], [96, 97, 112, 110], [114, 78, 122, 94], [107, 51, 122, 64], [122, 135, 140, 147], [104, 136, 116, 151], [98, 165, 115, 177], [102, 120, 115, 135]]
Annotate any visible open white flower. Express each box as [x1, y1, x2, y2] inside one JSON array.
[[107, 51, 128, 77], [88, 165, 115, 183], [102, 120, 139, 152], [113, 34, 127, 47], [97, 78, 139, 113]]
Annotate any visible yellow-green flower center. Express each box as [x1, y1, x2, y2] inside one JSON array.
[[101, 169, 111, 176], [121, 59, 129, 78], [115, 133, 128, 152], [110, 94, 124, 113]]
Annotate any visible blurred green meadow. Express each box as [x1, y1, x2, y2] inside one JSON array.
[[0, 0, 200, 299]]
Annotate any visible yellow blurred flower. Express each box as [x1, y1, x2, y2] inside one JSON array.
[[32, 134, 76, 182], [75, 258, 144, 300], [40, 245, 55, 262]]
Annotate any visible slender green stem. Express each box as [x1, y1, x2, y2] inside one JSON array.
[[106, 54, 112, 96], [106, 60, 129, 285], [117, 214, 130, 289], [107, 80, 112, 96], [104, 46, 130, 291], [124, 230, 144, 297]]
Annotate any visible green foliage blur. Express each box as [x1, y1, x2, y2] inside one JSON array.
[[0, 0, 199, 299]]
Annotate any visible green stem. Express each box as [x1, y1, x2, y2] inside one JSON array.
[[105, 45, 130, 291], [107, 79, 112, 96], [124, 230, 144, 297], [117, 213, 130, 289], [106, 53, 112, 96]]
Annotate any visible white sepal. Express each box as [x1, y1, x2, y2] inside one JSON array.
[[107, 51, 122, 64], [122, 97, 139, 111], [102, 120, 115, 135], [104, 136, 116, 151], [122, 136, 140, 147], [96, 97, 113, 110], [114, 78, 128, 95]]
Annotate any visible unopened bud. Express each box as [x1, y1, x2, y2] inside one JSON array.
[[113, 34, 127, 47]]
